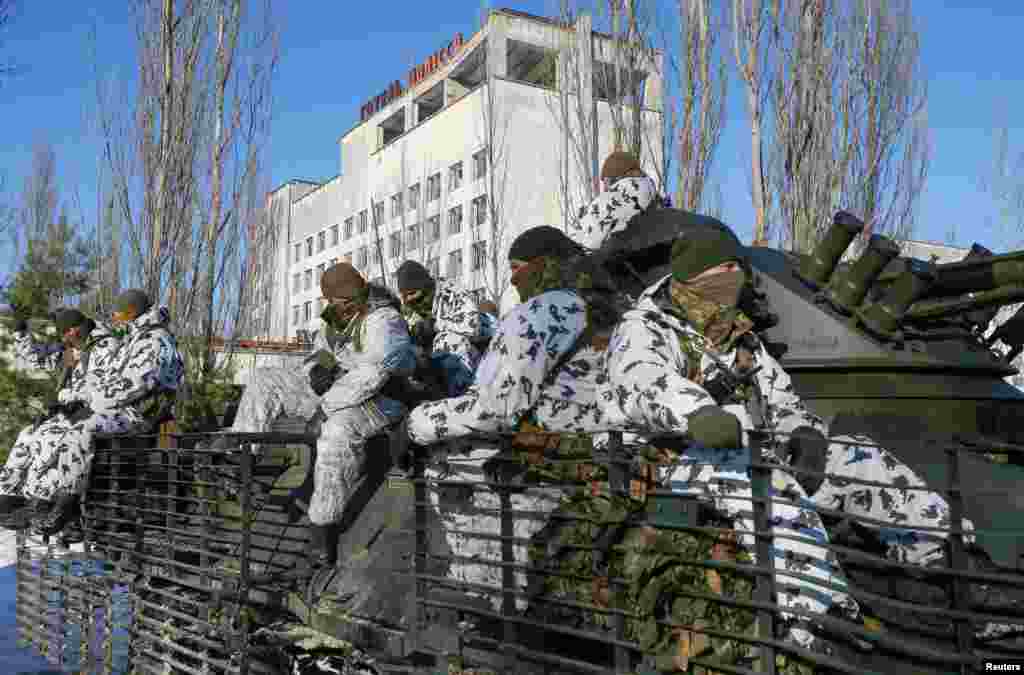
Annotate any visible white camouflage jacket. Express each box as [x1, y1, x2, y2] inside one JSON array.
[[87, 306, 185, 414], [309, 289, 417, 414], [13, 329, 64, 374], [600, 274, 823, 439], [568, 175, 657, 251], [57, 323, 123, 406], [412, 280, 485, 372]]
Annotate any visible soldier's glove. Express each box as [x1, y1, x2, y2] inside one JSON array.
[[786, 426, 828, 496], [702, 365, 763, 406], [687, 405, 743, 450], [309, 364, 339, 396], [63, 400, 92, 424], [411, 318, 436, 350], [13, 318, 28, 333]]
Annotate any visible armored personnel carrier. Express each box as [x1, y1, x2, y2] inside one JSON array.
[[14, 209, 1024, 675]]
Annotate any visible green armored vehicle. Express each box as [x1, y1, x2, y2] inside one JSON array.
[[15, 209, 1024, 675]]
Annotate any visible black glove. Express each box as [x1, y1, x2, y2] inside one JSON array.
[[786, 425, 828, 496], [686, 405, 743, 450], [13, 318, 28, 333], [63, 400, 92, 424], [702, 364, 763, 406], [45, 400, 65, 418], [411, 318, 436, 350], [309, 364, 339, 396]]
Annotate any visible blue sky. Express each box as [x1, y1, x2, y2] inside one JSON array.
[[1, 0, 1023, 282]]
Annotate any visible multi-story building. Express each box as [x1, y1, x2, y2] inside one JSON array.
[[248, 7, 664, 339]]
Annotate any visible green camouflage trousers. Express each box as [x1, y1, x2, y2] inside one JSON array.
[[525, 445, 821, 674]]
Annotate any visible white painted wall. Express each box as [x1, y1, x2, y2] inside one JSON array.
[[265, 9, 664, 338]]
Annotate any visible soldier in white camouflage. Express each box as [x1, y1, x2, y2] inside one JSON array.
[[226, 263, 416, 566], [10, 313, 64, 373], [1, 292, 184, 535], [406, 226, 623, 608], [567, 150, 658, 252], [395, 259, 484, 398], [0, 309, 115, 526], [599, 225, 866, 656], [407, 226, 622, 445]]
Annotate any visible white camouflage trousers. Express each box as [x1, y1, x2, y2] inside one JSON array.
[[0, 409, 142, 501], [424, 441, 561, 612], [232, 366, 402, 526]]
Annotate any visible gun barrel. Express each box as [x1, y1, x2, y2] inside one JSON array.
[[930, 249, 1024, 296], [906, 284, 1024, 321]]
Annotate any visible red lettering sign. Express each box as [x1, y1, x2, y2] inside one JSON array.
[[362, 33, 466, 121]]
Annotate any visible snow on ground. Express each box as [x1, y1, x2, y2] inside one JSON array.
[[0, 529, 15, 568]]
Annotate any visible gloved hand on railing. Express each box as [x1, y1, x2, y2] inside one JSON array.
[[702, 365, 763, 406], [786, 425, 829, 495], [410, 317, 436, 351], [686, 405, 743, 450], [309, 364, 340, 396], [62, 400, 92, 424]]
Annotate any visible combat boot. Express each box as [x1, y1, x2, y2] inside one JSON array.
[[32, 494, 81, 537], [309, 524, 338, 568], [0, 494, 26, 515]]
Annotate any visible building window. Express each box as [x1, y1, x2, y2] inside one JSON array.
[[331, 224, 339, 246], [406, 223, 420, 250], [372, 201, 384, 226], [303, 301, 311, 323], [317, 231, 326, 253], [427, 257, 440, 278], [293, 272, 300, 294], [317, 263, 325, 283], [306, 236, 314, 257], [389, 232, 402, 259], [343, 252, 353, 264], [294, 243, 301, 263], [391, 193, 403, 218], [359, 210, 368, 234], [293, 305, 300, 325], [371, 244, 381, 266], [304, 269, 312, 291], [473, 149, 487, 180], [372, 276, 385, 287], [448, 205, 463, 235], [408, 183, 420, 211], [357, 246, 368, 268], [426, 215, 441, 242], [449, 162, 463, 191], [472, 194, 488, 226], [447, 250, 463, 280], [427, 173, 441, 202], [471, 240, 487, 271], [344, 217, 354, 240]]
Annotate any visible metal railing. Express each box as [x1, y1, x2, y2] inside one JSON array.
[[406, 430, 1024, 675], [13, 426, 1024, 674]]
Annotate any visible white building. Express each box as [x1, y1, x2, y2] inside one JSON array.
[[248, 7, 664, 339]]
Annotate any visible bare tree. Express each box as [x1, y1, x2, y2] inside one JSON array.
[[470, 28, 512, 306], [545, 1, 603, 230], [93, 0, 278, 378], [986, 126, 1024, 247], [544, 1, 665, 231], [839, 0, 928, 245], [19, 142, 59, 250], [767, 0, 928, 253], [671, 0, 728, 211], [732, 0, 778, 245], [0, 0, 19, 84]]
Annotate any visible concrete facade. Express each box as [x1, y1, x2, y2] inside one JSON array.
[[249, 8, 665, 339]]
